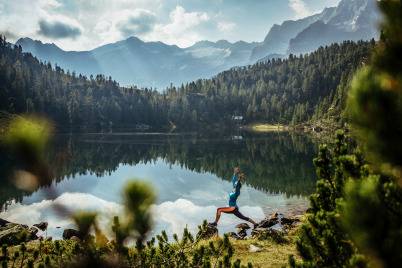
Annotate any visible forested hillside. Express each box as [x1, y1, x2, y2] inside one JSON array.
[[172, 39, 375, 127], [0, 35, 375, 129]]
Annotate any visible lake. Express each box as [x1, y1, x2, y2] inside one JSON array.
[[0, 130, 319, 240]]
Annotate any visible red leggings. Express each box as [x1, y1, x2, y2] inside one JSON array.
[[217, 206, 249, 221]]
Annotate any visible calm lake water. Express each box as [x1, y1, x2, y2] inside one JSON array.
[[0, 130, 319, 240]]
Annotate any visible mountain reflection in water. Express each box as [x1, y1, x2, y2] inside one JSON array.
[[0, 130, 318, 239]]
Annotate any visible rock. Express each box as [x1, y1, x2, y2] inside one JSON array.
[[27, 240, 41, 248], [29, 227, 39, 240], [45, 236, 52, 242], [249, 244, 261, 252], [5, 223, 19, 228], [269, 212, 278, 220], [70, 236, 83, 245], [0, 224, 27, 245], [30, 232, 38, 241], [0, 218, 10, 227], [291, 221, 302, 229], [237, 229, 247, 238], [256, 219, 278, 228], [235, 223, 250, 229], [197, 225, 218, 239], [251, 228, 287, 243], [63, 229, 85, 240], [251, 227, 268, 237], [251, 228, 283, 239], [227, 232, 240, 240], [281, 215, 301, 225], [34, 222, 48, 231]]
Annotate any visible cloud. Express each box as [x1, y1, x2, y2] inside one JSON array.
[[39, 0, 62, 9], [1, 192, 265, 241], [288, 0, 312, 19], [152, 198, 265, 237], [1, 192, 123, 239], [168, 6, 209, 29], [218, 21, 236, 33], [115, 9, 157, 37], [0, 29, 19, 41], [38, 15, 82, 39], [146, 6, 210, 47]]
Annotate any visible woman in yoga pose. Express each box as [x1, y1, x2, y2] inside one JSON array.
[[209, 167, 257, 229]]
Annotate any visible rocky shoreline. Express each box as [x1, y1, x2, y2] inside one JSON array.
[[1, 212, 304, 247], [0, 218, 51, 246], [0, 218, 89, 247], [201, 212, 303, 240]]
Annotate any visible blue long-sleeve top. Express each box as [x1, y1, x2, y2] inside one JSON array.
[[232, 173, 237, 188], [229, 174, 240, 207]]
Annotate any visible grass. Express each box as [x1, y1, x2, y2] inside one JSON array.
[[249, 124, 288, 132], [231, 239, 298, 267], [2, 227, 302, 267], [196, 227, 301, 268], [231, 228, 301, 267]]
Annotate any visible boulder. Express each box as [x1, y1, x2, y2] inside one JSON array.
[[227, 232, 240, 240], [236, 229, 247, 238], [283, 221, 303, 230], [291, 221, 302, 228], [63, 229, 85, 240], [235, 223, 250, 229], [29, 227, 38, 234], [0, 218, 10, 227], [70, 236, 83, 245], [33, 222, 48, 231], [29, 227, 39, 240], [5, 223, 19, 228], [197, 225, 218, 239], [29, 232, 38, 241], [269, 212, 278, 220], [27, 240, 40, 248], [45, 236, 52, 242], [0, 224, 27, 245], [249, 244, 261, 252], [251, 227, 268, 237], [251, 228, 283, 240], [281, 215, 301, 225], [256, 219, 278, 228]]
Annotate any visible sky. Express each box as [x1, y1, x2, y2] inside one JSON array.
[[0, 0, 341, 51]]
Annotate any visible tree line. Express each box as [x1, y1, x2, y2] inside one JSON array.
[[0, 35, 375, 128]]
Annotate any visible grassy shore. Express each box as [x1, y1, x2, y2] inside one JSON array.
[[229, 228, 301, 267], [3, 227, 302, 267], [249, 124, 288, 132]]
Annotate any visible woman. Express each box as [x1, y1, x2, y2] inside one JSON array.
[[209, 167, 258, 229]]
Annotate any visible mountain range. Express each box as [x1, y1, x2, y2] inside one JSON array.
[[16, 0, 380, 89]]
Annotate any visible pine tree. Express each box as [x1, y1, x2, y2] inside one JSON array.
[[343, 0, 402, 266], [289, 131, 366, 267], [292, 1, 402, 267]]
